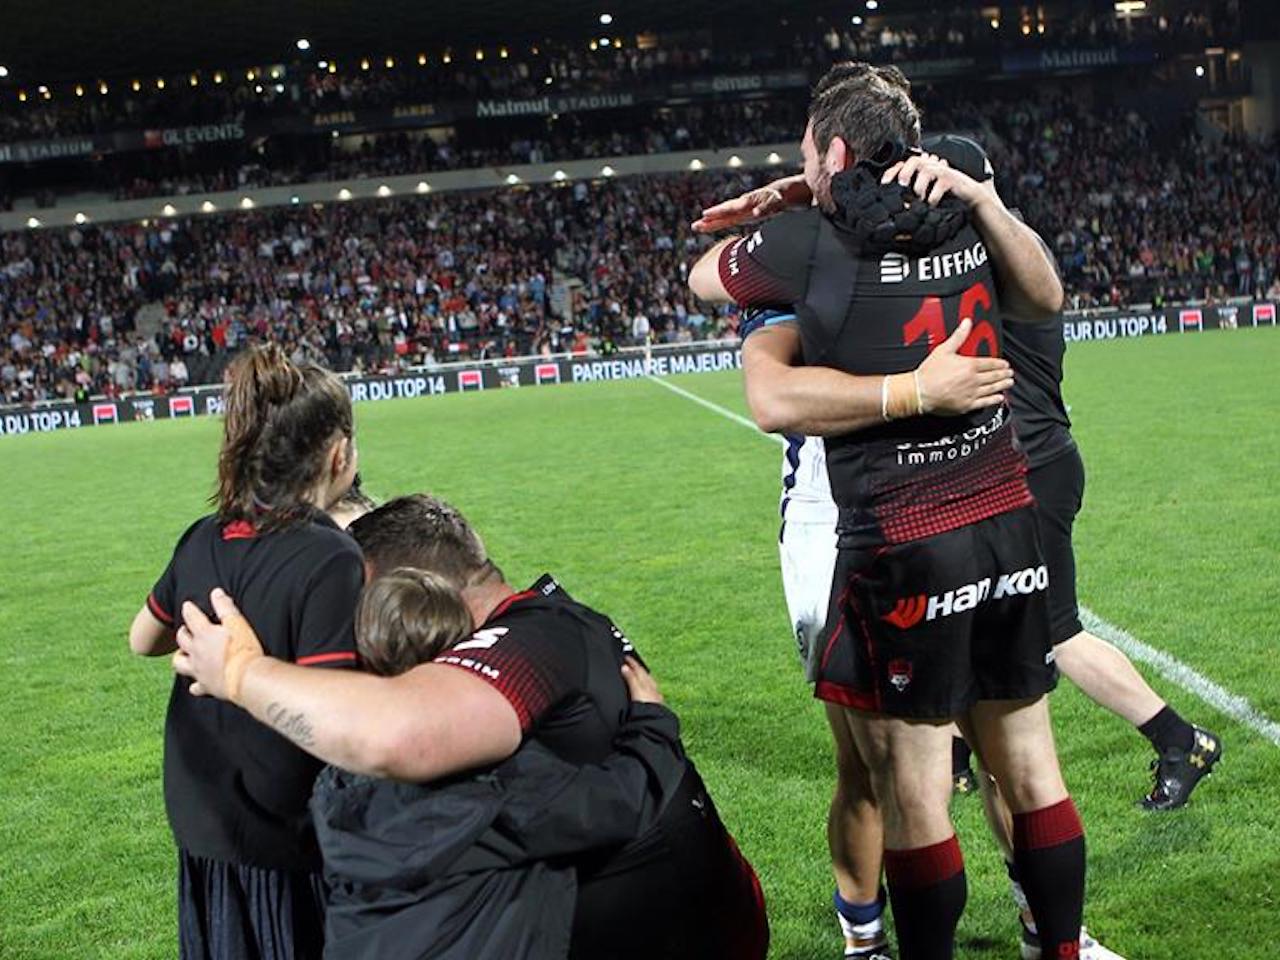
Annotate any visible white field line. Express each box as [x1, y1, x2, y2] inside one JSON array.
[[646, 373, 1280, 749]]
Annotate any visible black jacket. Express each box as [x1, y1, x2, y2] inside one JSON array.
[[311, 703, 688, 960]]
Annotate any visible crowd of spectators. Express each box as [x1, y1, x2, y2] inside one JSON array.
[[0, 1, 1239, 143], [95, 98, 804, 201], [4, 87, 1277, 406]]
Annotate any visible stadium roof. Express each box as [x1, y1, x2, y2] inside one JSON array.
[[0, 0, 835, 83]]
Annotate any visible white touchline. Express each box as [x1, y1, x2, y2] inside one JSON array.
[[647, 373, 1280, 749]]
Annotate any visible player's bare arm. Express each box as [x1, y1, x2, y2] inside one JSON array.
[[885, 154, 1064, 321], [173, 589, 522, 781], [691, 173, 811, 233], [688, 237, 738, 303], [129, 606, 176, 656], [744, 319, 1014, 435]]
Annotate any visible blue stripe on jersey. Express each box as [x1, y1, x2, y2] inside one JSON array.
[[780, 434, 803, 519], [740, 308, 798, 340]]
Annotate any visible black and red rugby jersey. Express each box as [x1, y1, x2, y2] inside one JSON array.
[[149, 511, 362, 870], [720, 205, 1032, 548], [433, 574, 636, 765]]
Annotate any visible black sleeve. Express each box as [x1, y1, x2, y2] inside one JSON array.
[[495, 703, 687, 859], [717, 211, 821, 306], [434, 613, 584, 731], [293, 549, 362, 668], [147, 518, 205, 627]]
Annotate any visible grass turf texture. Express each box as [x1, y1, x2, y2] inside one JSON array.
[[1, 326, 1277, 958]]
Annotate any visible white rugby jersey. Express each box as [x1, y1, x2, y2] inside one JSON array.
[[780, 434, 837, 525]]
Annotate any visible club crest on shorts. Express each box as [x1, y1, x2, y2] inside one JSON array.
[[887, 658, 913, 691]]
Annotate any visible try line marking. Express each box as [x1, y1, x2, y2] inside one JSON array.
[[646, 373, 1280, 749]]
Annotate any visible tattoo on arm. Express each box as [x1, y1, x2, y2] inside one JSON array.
[[264, 702, 316, 749]]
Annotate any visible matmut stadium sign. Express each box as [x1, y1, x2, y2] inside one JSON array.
[[0, 344, 743, 436]]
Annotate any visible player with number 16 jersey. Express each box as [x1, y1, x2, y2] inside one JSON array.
[[719, 187, 1054, 719]]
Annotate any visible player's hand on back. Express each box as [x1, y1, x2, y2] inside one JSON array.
[[915, 319, 1015, 415], [172, 588, 266, 703], [883, 152, 995, 210], [692, 174, 812, 233], [621, 656, 664, 704]]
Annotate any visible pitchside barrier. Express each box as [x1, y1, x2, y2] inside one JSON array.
[[2, 298, 1276, 437]]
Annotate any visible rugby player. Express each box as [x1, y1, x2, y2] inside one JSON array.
[[171, 494, 769, 960], [128, 344, 363, 960], [688, 62, 1085, 960]]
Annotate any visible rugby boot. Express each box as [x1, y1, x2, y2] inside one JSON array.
[[1141, 726, 1222, 810]]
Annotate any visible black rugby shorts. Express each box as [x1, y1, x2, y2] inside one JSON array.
[[816, 507, 1057, 719]]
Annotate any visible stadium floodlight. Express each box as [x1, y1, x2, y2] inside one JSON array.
[[851, 15, 864, 25], [766, 152, 782, 164], [274, 83, 285, 93], [271, 66, 284, 79], [866, 0, 878, 9], [338, 188, 353, 200], [384, 56, 395, 68], [240, 197, 255, 209], [26, 217, 40, 228], [500, 47, 509, 59], [545, 76, 554, 85], [0, 66, 8, 78], [590, 41, 599, 51], [156, 77, 166, 89], [416, 181, 432, 193], [296, 38, 311, 51], [99, 81, 108, 94], [599, 12, 613, 24], [553, 170, 568, 181], [318, 60, 329, 69], [377, 184, 393, 197], [990, 17, 1000, 28], [254, 84, 264, 94], [506, 173, 521, 185], [417, 53, 427, 65], [728, 155, 743, 168], [17, 90, 27, 102], [74, 212, 87, 225], [131, 79, 141, 91], [689, 158, 704, 170], [331, 129, 340, 138], [213, 72, 224, 84], [290, 195, 301, 205], [201, 201, 216, 213], [601, 165, 615, 177], [443, 51, 452, 64], [189, 74, 199, 87], [328, 62, 337, 73], [599, 37, 611, 47], [475, 49, 485, 61], [361, 58, 370, 71], [162, 203, 177, 216], [1114, 0, 1147, 11], [1195, 65, 1206, 77], [75, 84, 84, 97]]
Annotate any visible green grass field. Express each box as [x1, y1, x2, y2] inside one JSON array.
[[2, 327, 1278, 959]]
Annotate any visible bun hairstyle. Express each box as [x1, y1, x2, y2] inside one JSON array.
[[355, 568, 475, 677], [216, 344, 353, 530]]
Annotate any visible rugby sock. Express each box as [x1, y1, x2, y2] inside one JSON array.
[[1005, 860, 1032, 924], [1138, 705, 1196, 754], [884, 836, 966, 960], [834, 888, 886, 950], [951, 736, 973, 775], [1012, 798, 1085, 960]]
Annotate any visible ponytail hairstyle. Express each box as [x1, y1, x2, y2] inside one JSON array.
[[216, 344, 353, 530]]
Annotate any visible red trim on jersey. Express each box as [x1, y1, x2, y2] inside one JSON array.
[[146, 592, 174, 626], [718, 237, 795, 306], [432, 658, 536, 730], [814, 680, 878, 712], [222, 520, 258, 541], [484, 588, 539, 624], [296, 650, 358, 667]]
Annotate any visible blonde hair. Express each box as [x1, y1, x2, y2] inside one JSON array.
[[355, 568, 474, 676]]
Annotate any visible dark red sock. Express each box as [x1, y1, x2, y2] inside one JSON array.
[[1012, 798, 1086, 959], [884, 835, 966, 960]]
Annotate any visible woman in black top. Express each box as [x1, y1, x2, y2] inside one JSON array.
[[129, 344, 363, 960]]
